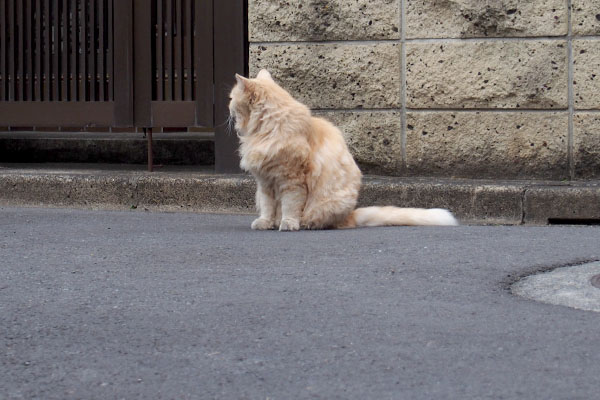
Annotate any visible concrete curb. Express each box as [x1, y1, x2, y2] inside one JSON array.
[[1, 164, 599, 225]]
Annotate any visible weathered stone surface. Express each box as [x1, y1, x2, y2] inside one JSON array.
[[524, 184, 600, 224], [0, 169, 256, 214], [405, 112, 569, 179], [249, 0, 400, 41], [250, 43, 401, 109], [406, 41, 568, 109], [4, 165, 600, 226], [573, 113, 600, 178], [314, 111, 402, 174], [406, 0, 567, 39], [573, 40, 600, 110], [572, 0, 600, 35]]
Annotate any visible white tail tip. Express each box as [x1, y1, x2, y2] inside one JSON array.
[[426, 208, 459, 226], [351, 206, 459, 227]]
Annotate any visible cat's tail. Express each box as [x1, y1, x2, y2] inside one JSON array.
[[342, 206, 459, 228]]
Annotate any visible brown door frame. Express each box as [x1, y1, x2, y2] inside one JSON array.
[[0, 0, 245, 173], [132, 0, 216, 129], [133, 0, 245, 173], [213, 0, 245, 173]]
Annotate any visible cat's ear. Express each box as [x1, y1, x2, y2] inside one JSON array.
[[235, 73, 249, 88], [235, 73, 256, 92], [256, 69, 273, 81], [235, 74, 258, 103]]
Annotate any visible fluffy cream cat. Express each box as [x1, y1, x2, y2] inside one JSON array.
[[229, 70, 458, 231]]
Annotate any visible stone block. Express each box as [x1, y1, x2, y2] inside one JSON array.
[[406, 41, 568, 109], [315, 111, 402, 174], [405, 112, 569, 179], [250, 43, 401, 109], [572, 0, 600, 35], [249, 0, 400, 41], [574, 113, 600, 179], [524, 184, 600, 224], [406, 0, 568, 39], [573, 40, 600, 110]]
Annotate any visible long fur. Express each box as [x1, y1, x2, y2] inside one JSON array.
[[229, 70, 458, 231]]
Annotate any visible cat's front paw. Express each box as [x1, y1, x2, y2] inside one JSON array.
[[279, 218, 300, 232], [251, 218, 276, 230]]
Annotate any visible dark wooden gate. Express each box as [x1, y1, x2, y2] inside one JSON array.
[[0, 0, 243, 172]]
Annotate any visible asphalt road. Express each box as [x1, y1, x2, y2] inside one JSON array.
[[1, 207, 600, 400]]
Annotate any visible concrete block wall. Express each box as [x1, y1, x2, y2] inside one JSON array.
[[248, 0, 600, 179]]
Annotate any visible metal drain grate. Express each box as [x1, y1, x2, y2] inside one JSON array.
[[548, 219, 600, 226]]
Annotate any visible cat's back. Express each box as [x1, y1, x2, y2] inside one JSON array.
[[308, 116, 361, 182], [302, 116, 361, 219], [309, 116, 346, 149]]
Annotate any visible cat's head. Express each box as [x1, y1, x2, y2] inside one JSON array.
[[228, 69, 288, 135]]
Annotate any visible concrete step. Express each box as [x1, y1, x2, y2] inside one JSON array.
[[0, 131, 214, 165], [1, 163, 599, 225]]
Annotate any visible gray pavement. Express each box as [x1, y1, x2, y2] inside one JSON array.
[[1, 206, 600, 399]]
